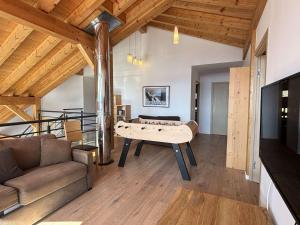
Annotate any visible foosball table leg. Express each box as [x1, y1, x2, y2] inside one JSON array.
[[118, 138, 132, 167], [172, 144, 191, 181], [134, 140, 144, 157], [186, 142, 197, 166]]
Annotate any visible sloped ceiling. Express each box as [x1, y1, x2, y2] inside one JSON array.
[[0, 0, 265, 123]]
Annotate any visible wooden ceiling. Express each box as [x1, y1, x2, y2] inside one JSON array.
[[0, 0, 266, 123]]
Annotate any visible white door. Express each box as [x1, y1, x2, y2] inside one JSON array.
[[211, 82, 229, 135]]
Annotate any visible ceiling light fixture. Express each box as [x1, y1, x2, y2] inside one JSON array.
[[173, 26, 179, 45], [127, 34, 133, 63]]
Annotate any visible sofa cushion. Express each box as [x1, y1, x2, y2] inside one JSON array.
[[0, 148, 23, 184], [40, 139, 72, 167], [0, 185, 18, 212], [0, 134, 56, 170], [5, 161, 86, 205]]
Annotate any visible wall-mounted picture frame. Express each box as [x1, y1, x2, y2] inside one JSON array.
[[143, 86, 170, 107]]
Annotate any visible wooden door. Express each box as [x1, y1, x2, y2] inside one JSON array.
[[211, 82, 229, 135], [226, 67, 251, 170]]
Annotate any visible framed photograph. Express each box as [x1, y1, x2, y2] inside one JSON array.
[[143, 86, 170, 107]]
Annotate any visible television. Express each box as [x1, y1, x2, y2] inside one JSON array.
[[260, 72, 300, 223]]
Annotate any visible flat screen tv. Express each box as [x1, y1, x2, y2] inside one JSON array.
[[260, 72, 300, 223]]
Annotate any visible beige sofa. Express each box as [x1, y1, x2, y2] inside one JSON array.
[[0, 134, 94, 225]]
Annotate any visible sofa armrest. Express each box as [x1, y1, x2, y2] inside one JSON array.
[[72, 149, 94, 189]]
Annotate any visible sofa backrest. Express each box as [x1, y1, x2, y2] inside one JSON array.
[[0, 134, 56, 170]]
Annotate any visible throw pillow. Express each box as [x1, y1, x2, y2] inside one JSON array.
[[40, 139, 72, 167], [0, 148, 23, 184]]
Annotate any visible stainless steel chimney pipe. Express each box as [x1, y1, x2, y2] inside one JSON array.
[[93, 20, 113, 165]]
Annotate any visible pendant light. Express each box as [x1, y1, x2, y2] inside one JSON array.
[[173, 25, 179, 45], [127, 34, 133, 63], [133, 32, 138, 65], [138, 31, 143, 65]]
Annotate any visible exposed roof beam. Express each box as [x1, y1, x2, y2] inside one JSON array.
[[0, 0, 94, 49], [243, 0, 267, 59], [0, 36, 61, 95], [4, 105, 37, 130], [149, 21, 244, 48], [37, 0, 62, 12], [163, 7, 251, 31], [66, 0, 106, 26], [113, 0, 138, 16], [29, 51, 87, 96], [156, 15, 247, 40], [111, 0, 175, 46], [11, 42, 77, 96], [0, 24, 33, 67], [180, 0, 257, 10], [78, 9, 103, 29], [173, 1, 254, 20], [0, 96, 37, 105], [77, 44, 94, 68]]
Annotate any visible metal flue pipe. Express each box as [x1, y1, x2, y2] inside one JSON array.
[[93, 20, 113, 165]]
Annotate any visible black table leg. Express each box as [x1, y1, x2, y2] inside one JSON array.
[[172, 144, 191, 181], [186, 142, 197, 166], [118, 138, 132, 167], [134, 140, 144, 157]]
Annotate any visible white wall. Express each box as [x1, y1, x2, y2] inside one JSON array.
[[260, 165, 295, 225], [198, 71, 229, 134], [113, 27, 242, 121], [257, 0, 300, 224], [42, 75, 83, 111]]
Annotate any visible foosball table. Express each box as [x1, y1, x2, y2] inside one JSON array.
[[115, 118, 199, 181]]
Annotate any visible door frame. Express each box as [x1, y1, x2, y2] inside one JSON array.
[[211, 82, 229, 135], [247, 30, 268, 182]]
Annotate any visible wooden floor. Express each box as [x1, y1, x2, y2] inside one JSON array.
[[41, 134, 259, 225], [157, 188, 270, 225]]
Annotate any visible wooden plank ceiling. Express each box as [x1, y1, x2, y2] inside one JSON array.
[[0, 0, 264, 123]]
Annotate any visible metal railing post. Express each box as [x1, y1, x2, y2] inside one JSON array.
[[81, 110, 84, 131], [47, 122, 51, 134]]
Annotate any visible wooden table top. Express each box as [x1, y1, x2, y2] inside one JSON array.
[[157, 188, 272, 225]]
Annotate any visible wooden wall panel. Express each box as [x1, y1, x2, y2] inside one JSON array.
[[226, 67, 251, 171]]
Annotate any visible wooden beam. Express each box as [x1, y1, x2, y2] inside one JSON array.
[[37, 58, 87, 97], [66, 0, 106, 26], [0, 0, 94, 49], [77, 44, 94, 68], [32, 97, 41, 133], [111, 0, 175, 46], [0, 36, 61, 95], [113, 0, 138, 16], [180, 0, 257, 10], [149, 21, 244, 48], [0, 24, 33, 67], [4, 105, 38, 130], [173, 1, 255, 20], [78, 9, 103, 29], [243, 0, 267, 59], [37, 0, 61, 12], [11, 42, 77, 96], [156, 15, 248, 40], [163, 7, 251, 31], [0, 96, 37, 105], [29, 51, 87, 96]]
